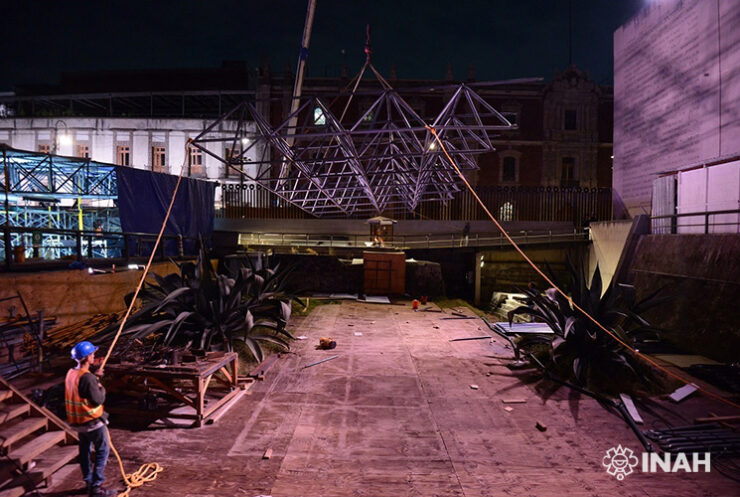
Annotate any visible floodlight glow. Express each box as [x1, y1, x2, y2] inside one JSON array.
[[428, 142, 436, 150], [57, 134, 73, 146], [127, 263, 139, 270], [241, 137, 250, 146]]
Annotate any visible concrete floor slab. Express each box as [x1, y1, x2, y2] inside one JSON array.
[[45, 301, 739, 497]]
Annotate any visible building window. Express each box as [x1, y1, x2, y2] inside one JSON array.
[[189, 146, 203, 176], [225, 147, 242, 177], [38, 143, 51, 154], [313, 107, 326, 126], [561, 157, 578, 187], [502, 112, 518, 126], [152, 146, 166, 173], [117, 145, 131, 166], [501, 156, 517, 183], [77, 145, 90, 158], [564, 109, 577, 130], [499, 201, 514, 222]]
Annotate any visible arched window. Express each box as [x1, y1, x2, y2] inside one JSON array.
[[313, 107, 326, 126], [502, 157, 517, 182], [499, 201, 514, 222], [499, 152, 520, 184]]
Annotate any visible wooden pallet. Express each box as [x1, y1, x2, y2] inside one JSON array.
[[0, 377, 78, 497]]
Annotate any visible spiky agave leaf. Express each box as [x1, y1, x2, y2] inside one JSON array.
[[505, 254, 670, 390]]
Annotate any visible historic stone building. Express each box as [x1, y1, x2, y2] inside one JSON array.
[[257, 63, 614, 189], [0, 62, 613, 190]]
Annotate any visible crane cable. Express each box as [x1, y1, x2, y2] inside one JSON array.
[[97, 140, 194, 496], [426, 126, 740, 411]]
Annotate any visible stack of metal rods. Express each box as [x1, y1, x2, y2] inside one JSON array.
[[28, 313, 121, 354], [645, 423, 740, 455]]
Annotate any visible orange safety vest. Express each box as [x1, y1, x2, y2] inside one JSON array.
[[64, 368, 104, 425]]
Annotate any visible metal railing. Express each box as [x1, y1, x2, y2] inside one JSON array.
[[218, 184, 613, 223], [650, 209, 740, 234], [237, 228, 588, 251], [1, 225, 201, 269]]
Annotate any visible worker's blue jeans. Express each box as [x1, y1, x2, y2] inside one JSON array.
[[79, 425, 109, 488]]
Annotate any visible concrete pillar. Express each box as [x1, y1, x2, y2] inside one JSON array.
[[132, 131, 150, 170], [168, 132, 186, 175], [92, 130, 114, 164], [205, 139, 221, 179], [13, 130, 36, 151], [56, 133, 74, 156]]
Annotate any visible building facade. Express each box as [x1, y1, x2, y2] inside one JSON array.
[[0, 62, 613, 210], [256, 63, 613, 190], [0, 117, 262, 181], [614, 0, 740, 215]]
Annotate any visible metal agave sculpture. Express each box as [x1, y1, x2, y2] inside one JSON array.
[[107, 247, 299, 363], [508, 257, 670, 387]]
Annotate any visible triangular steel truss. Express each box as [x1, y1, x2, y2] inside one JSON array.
[[192, 82, 514, 217]]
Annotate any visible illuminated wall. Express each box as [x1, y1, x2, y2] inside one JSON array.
[[613, 0, 740, 215]]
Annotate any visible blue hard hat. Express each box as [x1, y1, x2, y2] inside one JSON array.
[[71, 341, 99, 361]]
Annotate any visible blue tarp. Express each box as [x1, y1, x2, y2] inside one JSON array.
[[115, 167, 216, 256]]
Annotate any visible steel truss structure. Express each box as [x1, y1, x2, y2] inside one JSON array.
[[1, 146, 117, 199], [192, 75, 515, 217]]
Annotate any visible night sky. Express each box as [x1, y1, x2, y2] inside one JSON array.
[[1, 0, 644, 92]]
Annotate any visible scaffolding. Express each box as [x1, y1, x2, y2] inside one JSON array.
[[0, 146, 120, 260]]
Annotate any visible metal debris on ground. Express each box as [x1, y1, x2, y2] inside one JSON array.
[[470, 384, 479, 390], [302, 355, 339, 369], [354, 332, 363, 336], [490, 322, 555, 335], [536, 422, 547, 432], [619, 393, 644, 424], [262, 448, 273, 460], [502, 398, 527, 404], [668, 383, 699, 402], [0, 296, 54, 378], [503, 406, 514, 412], [449, 336, 491, 342], [363, 296, 391, 304], [645, 423, 740, 455]]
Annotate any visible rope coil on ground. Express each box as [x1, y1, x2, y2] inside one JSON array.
[[108, 430, 163, 497], [426, 125, 740, 411]]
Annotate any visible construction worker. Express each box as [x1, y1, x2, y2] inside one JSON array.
[[65, 341, 116, 497]]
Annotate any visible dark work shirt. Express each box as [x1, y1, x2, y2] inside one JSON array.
[[78, 371, 105, 406]]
